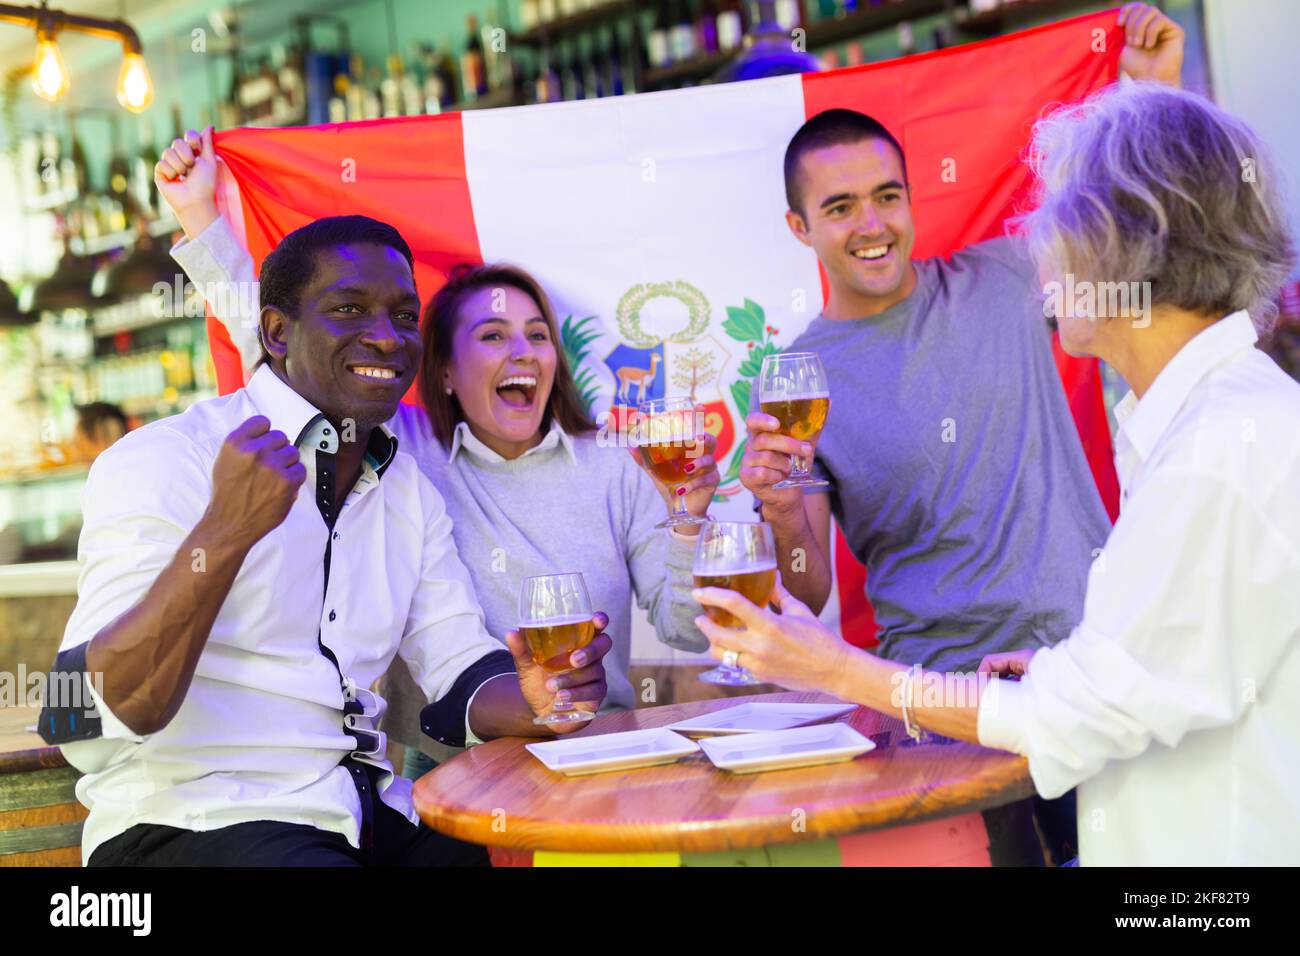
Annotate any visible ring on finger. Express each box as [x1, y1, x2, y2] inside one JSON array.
[[722, 649, 740, 669]]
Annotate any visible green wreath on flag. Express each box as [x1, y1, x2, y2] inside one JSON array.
[[615, 280, 711, 347]]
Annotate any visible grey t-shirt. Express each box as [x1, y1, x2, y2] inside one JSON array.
[[792, 236, 1111, 672]]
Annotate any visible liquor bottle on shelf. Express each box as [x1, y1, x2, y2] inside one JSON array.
[[380, 53, 402, 117], [36, 132, 59, 196], [560, 40, 583, 100], [646, 4, 671, 69], [538, 0, 557, 25], [400, 50, 423, 115], [581, 35, 603, 99], [897, 22, 916, 57], [669, 0, 697, 63], [696, 0, 720, 55], [775, 0, 804, 30], [521, 0, 540, 31], [436, 41, 460, 108], [535, 46, 561, 103], [131, 122, 158, 218], [362, 66, 383, 118], [345, 55, 366, 120], [419, 45, 442, 113], [328, 71, 350, 123], [717, 0, 745, 52], [59, 132, 84, 199], [461, 15, 488, 102], [604, 27, 626, 96]]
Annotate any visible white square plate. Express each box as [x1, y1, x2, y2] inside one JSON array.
[[665, 702, 858, 737], [525, 727, 701, 776], [698, 723, 876, 774]]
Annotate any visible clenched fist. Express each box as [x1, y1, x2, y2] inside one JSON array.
[[205, 416, 306, 549], [154, 125, 220, 240]]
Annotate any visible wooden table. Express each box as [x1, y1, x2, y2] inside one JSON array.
[[413, 692, 1037, 866], [0, 704, 86, 866]]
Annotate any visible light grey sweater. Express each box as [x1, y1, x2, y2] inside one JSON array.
[[171, 218, 707, 756]]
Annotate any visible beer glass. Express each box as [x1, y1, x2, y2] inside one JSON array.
[[758, 352, 831, 490], [694, 521, 778, 686], [518, 572, 598, 726], [632, 397, 709, 529]]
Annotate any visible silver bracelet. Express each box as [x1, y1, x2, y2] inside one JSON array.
[[901, 665, 923, 742]]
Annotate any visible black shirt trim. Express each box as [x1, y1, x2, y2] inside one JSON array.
[[420, 649, 517, 749]]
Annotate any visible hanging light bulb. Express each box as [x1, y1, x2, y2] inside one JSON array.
[[117, 50, 153, 113], [32, 32, 71, 103]]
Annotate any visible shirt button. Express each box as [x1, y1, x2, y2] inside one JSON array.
[[320, 441, 328, 449], [329, 610, 337, 622]]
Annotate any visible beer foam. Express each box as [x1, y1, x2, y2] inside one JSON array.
[[519, 614, 595, 628], [692, 562, 779, 576], [759, 392, 829, 402]]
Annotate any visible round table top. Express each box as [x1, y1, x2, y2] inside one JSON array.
[[412, 691, 1034, 854]]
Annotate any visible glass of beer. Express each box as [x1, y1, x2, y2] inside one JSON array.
[[518, 572, 598, 726], [694, 521, 778, 686], [758, 351, 831, 490], [632, 397, 709, 529]]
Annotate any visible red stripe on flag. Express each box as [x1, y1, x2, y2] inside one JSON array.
[[208, 113, 483, 400], [800, 11, 1125, 645]]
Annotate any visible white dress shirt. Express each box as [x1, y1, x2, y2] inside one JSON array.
[[47, 365, 509, 863], [979, 311, 1300, 865]]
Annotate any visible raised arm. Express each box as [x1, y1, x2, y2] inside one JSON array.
[[739, 410, 834, 613], [155, 126, 262, 374]]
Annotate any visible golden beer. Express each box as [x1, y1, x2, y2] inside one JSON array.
[[519, 615, 597, 671], [637, 441, 697, 487], [693, 564, 777, 628], [759, 394, 830, 442]]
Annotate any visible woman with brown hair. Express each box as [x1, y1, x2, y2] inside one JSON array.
[[380, 262, 718, 776], [152, 137, 718, 779]]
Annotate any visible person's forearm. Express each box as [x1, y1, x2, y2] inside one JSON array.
[[172, 200, 220, 242], [84, 516, 254, 735], [829, 650, 983, 745], [466, 676, 556, 740], [764, 503, 832, 613]]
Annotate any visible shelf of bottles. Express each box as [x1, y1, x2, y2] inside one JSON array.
[[227, 0, 977, 127]]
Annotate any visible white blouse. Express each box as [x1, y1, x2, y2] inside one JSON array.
[[979, 311, 1300, 865]]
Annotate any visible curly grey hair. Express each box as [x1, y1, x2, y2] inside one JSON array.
[[1020, 81, 1296, 333]]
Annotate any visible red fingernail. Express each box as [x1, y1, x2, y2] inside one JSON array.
[[684, 463, 696, 473], [677, 488, 686, 496]]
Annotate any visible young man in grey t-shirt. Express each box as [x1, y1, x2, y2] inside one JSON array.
[[743, 4, 1184, 672]]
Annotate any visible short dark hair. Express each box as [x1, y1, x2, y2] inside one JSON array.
[[76, 402, 127, 439], [419, 263, 597, 449], [784, 109, 907, 215], [258, 215, 415, 318]]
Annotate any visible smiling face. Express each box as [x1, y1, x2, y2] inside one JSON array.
[[261, 242, 422, 431], [786, 138, 917, 318], [443, 284, 558, 456]]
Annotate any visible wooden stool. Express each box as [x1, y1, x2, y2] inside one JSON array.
[[0, 705, 85, 867]]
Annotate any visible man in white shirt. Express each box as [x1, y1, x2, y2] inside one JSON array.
[[690, 83, 1300, 865], [39, 215, 613, 866]]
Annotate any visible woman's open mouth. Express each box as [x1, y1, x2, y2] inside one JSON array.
[[495, 374, 539, 410]]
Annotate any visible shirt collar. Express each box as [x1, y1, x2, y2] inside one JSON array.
[[1115, 310, 1258, 461], [246, 365, 399, 478], [447, 420, 576, 466]]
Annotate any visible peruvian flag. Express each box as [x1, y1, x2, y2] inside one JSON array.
[[207, 10, 1123, 648]]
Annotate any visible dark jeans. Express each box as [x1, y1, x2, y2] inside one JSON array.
[[88, 796, 488, 867], [403, 747, 439, 781]]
